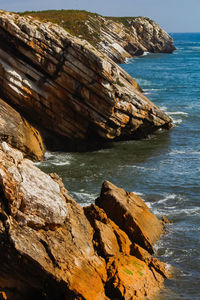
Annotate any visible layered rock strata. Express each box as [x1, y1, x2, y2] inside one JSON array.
[[0, 98, 45, 160], [0, 11, 172, 151], [0, 143, 171, 299], [83, 15, 176, 63], [21, 10, 176, 64]]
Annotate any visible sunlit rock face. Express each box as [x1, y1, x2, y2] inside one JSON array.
[[0, 98, 45, 160], [84, 15, 176, 63], [0, 144, 170, 300], [0, 11, 172, 151]]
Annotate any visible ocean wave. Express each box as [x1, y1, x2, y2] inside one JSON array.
[[125, 57, 134, 64], [159, 106, 167, 111], [133, 191, 144, 196], [36, 152, 74, 167], [171, 117, 183, 125], [164, 206, 200, 217], [134, 78, 152, 86], [169, 150, 200, 155], [156, 194, 177, 204], [142, 51, 150, 56], [167, 111, 188, 116], [143, 88, 167, 92], [51, 161, 71, 166], [71, 191, 98, 205], [44, 152, 54, 159]]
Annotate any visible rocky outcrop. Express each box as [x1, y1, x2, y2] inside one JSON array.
[[21, 10, 176, 64], [0, 11, 172, 151], [0, 98, 45, 160], [85, 15, 176, 63], [0, 143, 171, 299], [96, 181, 164, 254]]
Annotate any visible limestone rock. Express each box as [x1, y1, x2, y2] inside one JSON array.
[[21, 11, 176, 64], [86, 15, 176, 63], [0, 145, 107, 299], [96, 181, 165, 254], [84, 204, 132, 257], [0, 11, 172, 151], [0, 98, 45, 160], [0, 146, 171, 299], [84, 204, 169, 299]]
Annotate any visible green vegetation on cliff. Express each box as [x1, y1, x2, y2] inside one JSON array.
[[19, 10, 148, 46], [19, 10, 102, 45]]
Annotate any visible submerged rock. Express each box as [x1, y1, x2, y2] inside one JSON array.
[[0, 11, 172, 151], [0, 98, 45, 160], [0, 145, 171, 299]]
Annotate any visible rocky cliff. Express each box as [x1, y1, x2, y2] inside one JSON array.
[[0, 98, 45, 160], [20, 10, 176, 63], [0, 143, 171, 299], [0, 11, 172, 152]]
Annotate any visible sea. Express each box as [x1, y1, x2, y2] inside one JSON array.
[[37, 33, 200, 299]]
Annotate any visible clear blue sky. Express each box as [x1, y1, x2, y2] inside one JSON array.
[[0, 0, 199, 33]]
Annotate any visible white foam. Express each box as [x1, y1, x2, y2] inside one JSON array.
[[145, 202, 152, 209], [159, 106, 167, 111], [44, 152, 54, 159], [169, 150, 186, 155], [51, 161, 71, 166], [168, 111, 188, 116], [71, 192, 98, 205], [125, 57, 134, 64], [156, 194, 177, 204], [167, 206, 200, 216], [171, 117, 183, 125], [169, 150, 200, 155], [133, 191, 144, 196], [142, 51, 150, 56]]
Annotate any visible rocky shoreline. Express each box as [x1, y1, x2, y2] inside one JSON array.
[[0, 143, 172, 299], [0, 10, 175, 299]]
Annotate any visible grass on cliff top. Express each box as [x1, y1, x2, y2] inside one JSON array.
[[19, 10, 150, 45], [19, 10, 101, 44]]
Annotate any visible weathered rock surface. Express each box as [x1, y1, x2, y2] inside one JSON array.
[[0, 98, 45, 160], [96, 180, 165, 254], [0, 144, 107, 299], [0, 11, 172, 151], [21, 10, 176, 64], [0, 144, 171, 299], [84, 15, 176, 63]]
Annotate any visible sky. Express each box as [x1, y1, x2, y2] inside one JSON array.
[[0, 0, 200, 33]]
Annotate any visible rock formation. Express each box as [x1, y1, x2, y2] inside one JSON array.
[[0, 98, 45, 160], [84, 15, 176, 63], [20, 10, 176, 64], [0, 143, 171, 299], [0, 11, 172, 152]]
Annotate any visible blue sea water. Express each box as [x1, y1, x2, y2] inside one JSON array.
[[38, 33, 200, 299]]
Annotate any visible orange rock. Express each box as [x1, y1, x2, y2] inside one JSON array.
[[0, 292, 7, 300], [96, 181, 165, 254], [84, 204, 131, 257], [0, 147, 171, 299], [0, 98, 45, 160], [106, 255, 166, 299]]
